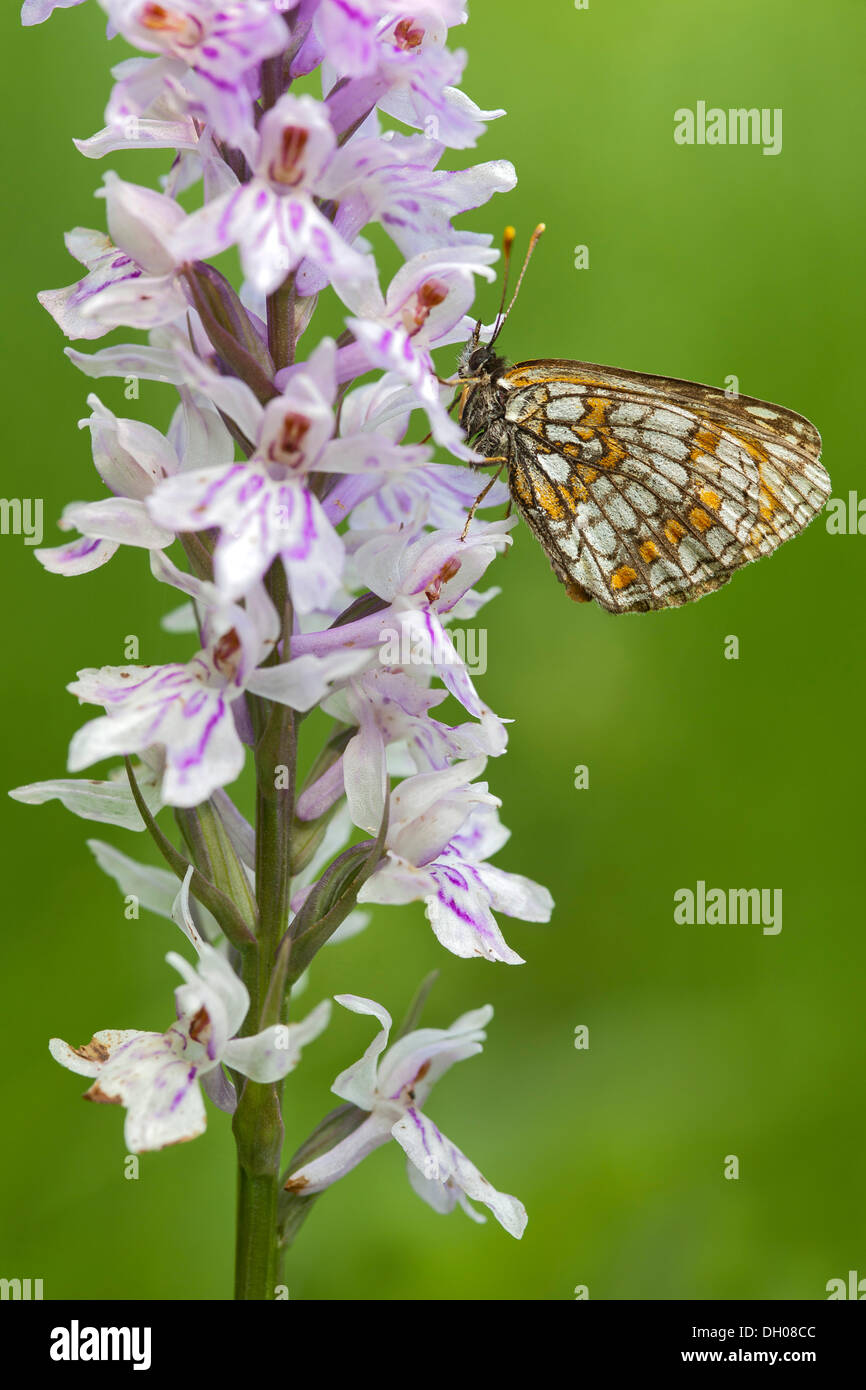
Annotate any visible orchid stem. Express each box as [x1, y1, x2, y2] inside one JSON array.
[[233, 1082, 284, 1300], [232, 556, 297, 1299]]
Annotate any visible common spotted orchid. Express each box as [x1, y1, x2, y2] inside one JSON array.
[[17, 0, 553, 1299]]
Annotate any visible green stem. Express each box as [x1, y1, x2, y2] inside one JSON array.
[[233, 580, 296, 1299], [235, 1171, 278, 1299], [255, 583, 296, 968], [233, 1078, 284, 1300], [232, 929, 284, 1299]]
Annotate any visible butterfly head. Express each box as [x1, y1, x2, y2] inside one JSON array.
[[456, 334, 509, 440], [457, 336, 508, 383]]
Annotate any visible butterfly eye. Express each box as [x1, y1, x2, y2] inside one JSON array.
[[468, 347, 489, 371]]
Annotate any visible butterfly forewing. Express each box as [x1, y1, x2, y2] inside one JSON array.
[[490, 359, 829, 614]]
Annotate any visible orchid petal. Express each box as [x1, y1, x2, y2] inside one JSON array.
[[222, 1000, 331, 1082], [392, 1107, 527, 1238]]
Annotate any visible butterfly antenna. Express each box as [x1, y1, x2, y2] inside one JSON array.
[[490, 225, 517, 342], [490, 222, 545, 344]]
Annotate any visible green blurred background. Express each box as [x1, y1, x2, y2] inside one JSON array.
[[2, 0, 864, 1301]]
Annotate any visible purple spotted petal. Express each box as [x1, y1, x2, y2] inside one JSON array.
[[148, 463, 345, 613], [107, 0, 290, 153], [392, 1105, 527, 1237], [67, 660, 246, 808]]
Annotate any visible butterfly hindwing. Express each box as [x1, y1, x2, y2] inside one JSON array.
[[494, 359, 829, 613]]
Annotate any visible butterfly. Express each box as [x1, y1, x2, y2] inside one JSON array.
[[456, 227, 831, 614]]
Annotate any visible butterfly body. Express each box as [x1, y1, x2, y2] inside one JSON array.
[[457, 339, 830, 614]]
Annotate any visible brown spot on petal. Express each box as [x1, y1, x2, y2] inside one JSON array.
[[424, 556, 461, 602], [271, 126, 309, 187], [155, 1130, 200, 1150], [72, 1037, 112, 1064], [281, 411, 311, 459], [142, 4, 172, 28], [85, 1082, 122, 1106], [394, 17, 425, 48], [189, 1006, 211, 1043], [213, 627, 241, 676], [284, 1175, 310, 1193], [268, 410, 312, 470], [141, 5, 201, 46], [140, 5, 202, 48], [403, 279, 449, 336]]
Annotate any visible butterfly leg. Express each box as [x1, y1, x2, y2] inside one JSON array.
[[460, 457, 509, 540], [436, 373, 484, 388]]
